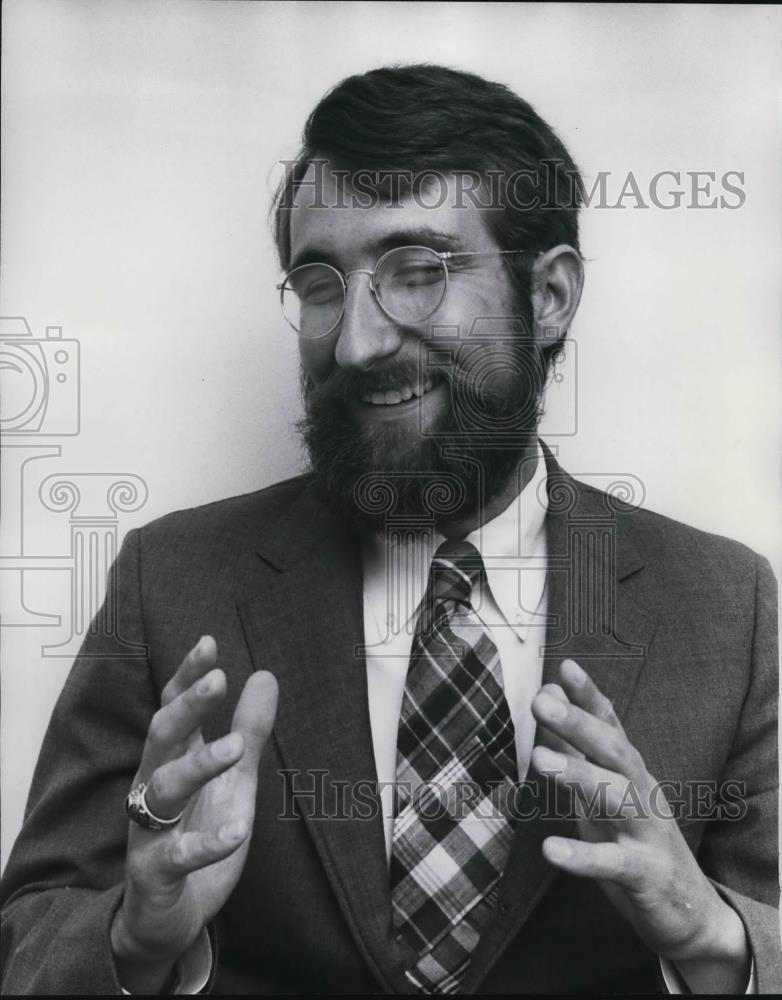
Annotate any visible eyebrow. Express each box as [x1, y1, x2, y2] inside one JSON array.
[[288, 227, 466, 271]]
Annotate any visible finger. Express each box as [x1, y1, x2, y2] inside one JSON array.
[[138, 667, 227, 779], [542, 836, 652, 891], [531, 746, 649, 826], [145, 731, 245, 820], [555, 659, 626, 735], [534, 684, 584, 759], [231, 671, 278, 776], [155, 820, 250, 885], [531, 687, 647, 783], [161, 635, 218, 707]]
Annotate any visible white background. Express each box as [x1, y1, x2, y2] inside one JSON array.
[[1, 0, 779, 870]]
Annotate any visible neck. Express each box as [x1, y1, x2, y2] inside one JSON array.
[[436, 438, 540, 539]]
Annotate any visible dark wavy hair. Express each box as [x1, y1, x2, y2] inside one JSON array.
[[272, 64, 583, 369]]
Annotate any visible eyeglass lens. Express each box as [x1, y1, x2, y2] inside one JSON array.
[[280, 246, 447, 338]]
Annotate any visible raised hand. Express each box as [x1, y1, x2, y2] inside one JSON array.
[[530, 659, 750, 994], [110, 636, 278, 993]]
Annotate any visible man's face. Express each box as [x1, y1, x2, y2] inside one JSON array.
[[289, 164, 543, 531]]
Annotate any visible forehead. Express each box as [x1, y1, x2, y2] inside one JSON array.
[[288, 162, 496, 266]]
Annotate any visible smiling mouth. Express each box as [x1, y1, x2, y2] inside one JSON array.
[[360, 378, 436, 406]]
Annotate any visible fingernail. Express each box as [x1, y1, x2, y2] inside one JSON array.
[[536, 691, 567, 721], [220, 819, 247, 842], [216, 733, 242, 759], [535, 746, 565, 772], [562, 659, 585, 684], [545, 838, 573, 862], [197, 674, 213, 696]]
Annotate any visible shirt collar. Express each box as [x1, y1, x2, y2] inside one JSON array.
[[362, 440, 548, 641]]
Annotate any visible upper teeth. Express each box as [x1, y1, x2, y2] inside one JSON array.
[[362, 380, 434, 405]]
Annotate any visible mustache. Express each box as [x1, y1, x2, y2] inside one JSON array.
[[303, 360, 445, 405], [302, 342, 543, 412]]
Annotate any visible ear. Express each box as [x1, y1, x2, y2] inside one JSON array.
[[530, 245, 584, 351]]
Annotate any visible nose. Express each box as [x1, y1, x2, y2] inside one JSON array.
[[334, 271, 402, 371]]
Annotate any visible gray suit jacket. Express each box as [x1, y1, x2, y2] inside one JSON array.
[[1, 447, 779, 993]]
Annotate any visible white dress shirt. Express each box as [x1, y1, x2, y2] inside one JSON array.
[[362, 441, 549, 860]]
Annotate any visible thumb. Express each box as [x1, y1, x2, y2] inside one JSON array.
[[231, 671, 278, 775]]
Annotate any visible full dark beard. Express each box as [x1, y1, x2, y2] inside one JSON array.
[[298, 338, 547, 535]]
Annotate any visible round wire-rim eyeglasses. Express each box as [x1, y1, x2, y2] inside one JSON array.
[[277, 245, 537, 339]]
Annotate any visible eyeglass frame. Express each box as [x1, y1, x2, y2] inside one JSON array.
[[276, 245, 538, 339]]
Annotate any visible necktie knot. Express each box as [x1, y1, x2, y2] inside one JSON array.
[[430, 538, 483, 608]]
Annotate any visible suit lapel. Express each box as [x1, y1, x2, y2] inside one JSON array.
[[236, 484, 407, 994], [237, 458, 659, 994], [462, 449, 659, 993]]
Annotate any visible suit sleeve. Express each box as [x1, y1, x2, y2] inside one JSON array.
[[699, 553, 781, 993], [0, 528, 156, 995]]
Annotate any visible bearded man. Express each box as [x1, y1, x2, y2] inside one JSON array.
[[1, 65, 778, 995]]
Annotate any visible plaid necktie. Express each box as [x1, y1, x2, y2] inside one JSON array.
[[390, 539, 518, 994]]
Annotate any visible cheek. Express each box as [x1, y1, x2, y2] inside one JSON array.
[[299, 333, 338, 383], [430, 281, 513, 339]]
